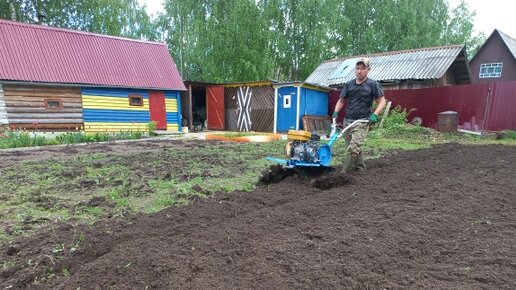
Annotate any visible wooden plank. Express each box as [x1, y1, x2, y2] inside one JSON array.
[[8, 113, 83, 118], [4, 85, 80, 94], [9, 119, 84, 123], [5, 92, 82, 99], [6, 107, 83, 113], [379, 101, 392, 129], [4, 95, 82, 102], [4, 89, 80, 96], [302, 115, 331, 134], [6, 102, 83, 108]]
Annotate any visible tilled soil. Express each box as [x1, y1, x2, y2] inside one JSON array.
[[1, 141, 515, 289]]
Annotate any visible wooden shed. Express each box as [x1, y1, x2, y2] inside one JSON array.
[[180, 82, 225, 132], [0, 19, 185, 132], [469, 29, 516, 84], [194, 80, 330, 133], [223, 81, 276, 133]]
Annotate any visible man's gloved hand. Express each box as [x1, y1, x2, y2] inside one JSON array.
[[369, 113, 378, 124], [332, 111, 339, 119]]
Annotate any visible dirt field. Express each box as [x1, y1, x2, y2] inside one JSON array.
[[1, 140, 515, 289]]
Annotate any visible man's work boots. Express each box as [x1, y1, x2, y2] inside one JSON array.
[[341, 153, 366, 173], [355, 153, 366, 172]]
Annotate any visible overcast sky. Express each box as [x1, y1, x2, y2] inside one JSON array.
[[138, 0, 515, 38], [447, 0, 514, 37]]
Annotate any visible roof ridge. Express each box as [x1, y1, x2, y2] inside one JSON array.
[[0, 18, 165, 46], [496, 29, 516, 40], [496, 29, 516, 60], [324, 44, 464, 63]]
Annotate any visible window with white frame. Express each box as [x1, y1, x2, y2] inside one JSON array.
[[479, 63, 503, 78], [283, 94, 291, 108]]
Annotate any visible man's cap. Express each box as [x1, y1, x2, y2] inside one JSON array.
[[356, 57, 370, 68]]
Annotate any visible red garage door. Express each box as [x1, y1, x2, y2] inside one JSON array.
[[207, 86, 225, 130]]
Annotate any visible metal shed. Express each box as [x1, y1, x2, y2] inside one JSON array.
[[273, 82, 330, 133], [306, 45, 471, 90]]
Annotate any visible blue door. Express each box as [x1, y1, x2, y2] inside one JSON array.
[[276, 86, 298, 132]]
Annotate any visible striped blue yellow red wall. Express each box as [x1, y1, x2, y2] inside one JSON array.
[[81, 87, 181, 133]]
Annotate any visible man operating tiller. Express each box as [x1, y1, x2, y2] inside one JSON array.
[[332, 58, 387, 173]]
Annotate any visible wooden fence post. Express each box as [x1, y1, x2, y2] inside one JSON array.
[[379, 101, 392, 129]]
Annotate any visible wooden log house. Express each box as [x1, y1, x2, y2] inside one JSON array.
[[0, 19, 185, 132]]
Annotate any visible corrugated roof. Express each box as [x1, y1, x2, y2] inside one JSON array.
[[0, 19, 186, 90], [306, 45, 467, 87], [498, 30, 516, 60]]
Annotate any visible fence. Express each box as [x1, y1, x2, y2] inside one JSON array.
[[329, 80, 516, 132]]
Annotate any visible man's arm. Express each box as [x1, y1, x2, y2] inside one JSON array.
[[373, 96, 387, 116], [334, 98, 345, 114]]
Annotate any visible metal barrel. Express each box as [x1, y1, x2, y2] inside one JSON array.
[[437, 111, 459, 132]]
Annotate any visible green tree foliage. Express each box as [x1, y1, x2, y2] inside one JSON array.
[[159, 0, 484, 82], [365, 0, 449, 52], [0, 0, 157, 40], [259, 0, 344, 80], [159, 0, 273, 82], [1, 0, 485, 82], [441, 0, 486, 58]]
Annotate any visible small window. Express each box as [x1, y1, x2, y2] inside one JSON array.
[[283, 94, 291, 108], [44, 99, 63, 109], [129, 95, 144, 106], [479, 63, 503, 78]]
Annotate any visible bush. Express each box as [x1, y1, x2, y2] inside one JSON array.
[[89, 132, 112, 142], [147, 121, 157, 136], [113, 131, 144, 140], [368, 106, 434, 137], [499, 130, 516, 140], [381, 105, 410, 129], [56, 132, 89, 144]]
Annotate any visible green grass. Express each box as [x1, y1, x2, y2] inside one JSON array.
[[2, 260, 16, 270], [499, 130, 516, 139]]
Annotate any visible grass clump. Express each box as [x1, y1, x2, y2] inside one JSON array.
[[147, 121, 157, 136], [499, 130, 516, 140], [0, 129, 147, 149], [0, 131, 47, 149], [375, 105, 433, 136], [56, 131, 144, 144], [2, 260, 16, 270]]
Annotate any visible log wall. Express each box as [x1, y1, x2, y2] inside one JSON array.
[[2, 84, 83, 131], [0, 84, 8, 126]]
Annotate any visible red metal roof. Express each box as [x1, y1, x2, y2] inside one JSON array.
[[0, 19, 186, 91]]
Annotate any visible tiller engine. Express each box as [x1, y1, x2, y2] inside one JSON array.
[[266, 119, 369, 169]]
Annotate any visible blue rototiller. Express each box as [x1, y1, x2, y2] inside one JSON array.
[[266, 119, 369, 170]]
